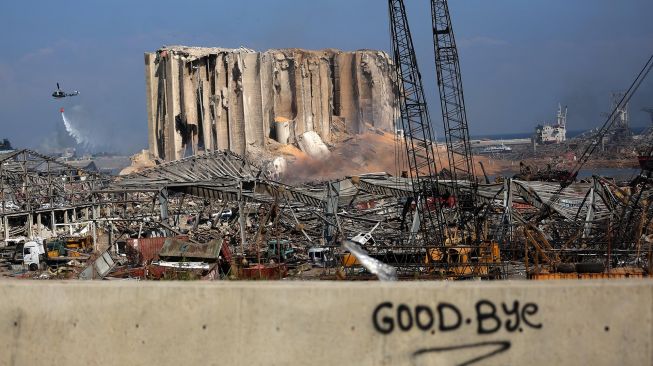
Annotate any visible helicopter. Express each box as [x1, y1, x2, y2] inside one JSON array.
[[52, 83, 79, 98]]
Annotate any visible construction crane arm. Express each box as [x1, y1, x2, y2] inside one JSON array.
[[388, 0, 446, 247], [430, 0, 480, 238]]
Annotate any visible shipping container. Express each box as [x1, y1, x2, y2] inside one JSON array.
[[125, 236, 189, 265]]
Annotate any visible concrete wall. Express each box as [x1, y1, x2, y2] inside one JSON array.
[[145, 46, 398, 161], [1, 280, 651, 366]]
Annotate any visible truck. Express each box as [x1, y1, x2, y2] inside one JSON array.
[[308, 247, 335, 267], [22, 238, 46, 271], [266, 239, 294, 262], [23, 236, 92, 271]]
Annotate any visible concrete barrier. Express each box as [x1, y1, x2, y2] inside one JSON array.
[[0, 280, 651, 365]]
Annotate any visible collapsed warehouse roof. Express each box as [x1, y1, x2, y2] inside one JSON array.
[[0, 147, 649, 279]]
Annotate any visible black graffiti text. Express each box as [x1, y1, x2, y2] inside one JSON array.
[[372, 300, 542, 335]]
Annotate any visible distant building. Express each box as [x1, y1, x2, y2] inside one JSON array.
[[0, 138, 13, 152], [604, 92, 632, 144], [533, 104, 567, 145]]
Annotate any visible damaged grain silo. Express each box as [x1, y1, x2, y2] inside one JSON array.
[[144, 46, 398, 161]]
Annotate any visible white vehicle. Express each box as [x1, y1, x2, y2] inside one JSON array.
[[307, 247, 334, 267], [23, 238, 46, 271]]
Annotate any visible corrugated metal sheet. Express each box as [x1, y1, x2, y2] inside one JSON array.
[[240, 263, 287, 280], [220, 239, 233, 262], [158, 238, 222, 260], [126, 236, 188, 265], [79, 250, 116, 280]]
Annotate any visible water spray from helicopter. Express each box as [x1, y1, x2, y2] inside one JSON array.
[[59, 107, 93, 147], [52, 82, 98, 149]]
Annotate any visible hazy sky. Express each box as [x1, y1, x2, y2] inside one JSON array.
[[0, 0, 652, 154]]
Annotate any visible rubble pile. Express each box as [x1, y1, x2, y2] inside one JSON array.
[[1, 148, 649, 281]]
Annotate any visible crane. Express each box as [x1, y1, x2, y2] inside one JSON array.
[[430, 0, 480, 240], [605, 106, 653, 269], [388, 0, 446, 256], [388, 1, 502, 278]]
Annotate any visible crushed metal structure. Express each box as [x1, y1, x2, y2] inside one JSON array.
[[1, 147, 650, 280]]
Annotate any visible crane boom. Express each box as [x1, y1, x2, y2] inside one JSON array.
[[389, 0, 445, 248], [430, 0, 479, 235]]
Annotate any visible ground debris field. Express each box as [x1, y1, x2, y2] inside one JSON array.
[[0, 130, 650, 282]]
